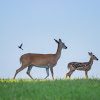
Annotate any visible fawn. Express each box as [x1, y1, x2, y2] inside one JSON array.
[[66, 52, 98, 79]]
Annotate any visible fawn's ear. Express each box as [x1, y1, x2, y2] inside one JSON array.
[[54, 39, 59, 44], [88, 52, 93, 56]]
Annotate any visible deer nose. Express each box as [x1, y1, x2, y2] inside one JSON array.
[[65, 46, 67, 49]]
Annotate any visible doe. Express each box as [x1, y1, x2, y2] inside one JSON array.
[[13, 39, 67, 79], [66, 52, 98, 79]]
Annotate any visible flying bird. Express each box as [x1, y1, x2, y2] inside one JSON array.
[[18, 43, 23, 50]]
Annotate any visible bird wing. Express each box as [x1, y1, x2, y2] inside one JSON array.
[[20, 43, 23, 47]]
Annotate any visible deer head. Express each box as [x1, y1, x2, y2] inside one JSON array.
[[88, 52, 99, 61], [54, 39, 67, 49]]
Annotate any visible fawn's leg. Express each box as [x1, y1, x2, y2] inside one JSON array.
[[66, 70, 75, 79], [85, 71, 88, 79]]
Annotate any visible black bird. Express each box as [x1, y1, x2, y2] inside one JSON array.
[[18, 43, 23, 50]]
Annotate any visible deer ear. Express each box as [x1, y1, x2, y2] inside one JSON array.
[[88, 52, 92, 56], [54, 39, 59, 44], [59, 39, 62, 42]]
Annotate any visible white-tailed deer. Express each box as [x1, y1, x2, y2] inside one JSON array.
[[66, 52, 98, 79], [13, 39, 67, 79]]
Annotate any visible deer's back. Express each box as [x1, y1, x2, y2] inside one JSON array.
[[20, 53, 56, 66], [68, 62, 90, 70]]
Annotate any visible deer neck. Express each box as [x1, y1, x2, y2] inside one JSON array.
[[89, 56, 93, 67], [55, 45, 62, 60]]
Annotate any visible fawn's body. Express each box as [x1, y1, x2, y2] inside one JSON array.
[[66, 52, 98, 79]]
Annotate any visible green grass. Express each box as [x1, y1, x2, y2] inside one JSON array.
[[0, 79, 100, 100]]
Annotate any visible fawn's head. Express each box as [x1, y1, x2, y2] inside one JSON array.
[[88, 52, 99, 61], [54, 39, 67, 49]]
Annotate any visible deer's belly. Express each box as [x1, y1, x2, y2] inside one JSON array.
[[76, 67, 85, 70], [34, 65, 49, 68], [76, 66, 91, 71]]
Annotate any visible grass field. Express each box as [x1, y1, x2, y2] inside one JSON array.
[[0, 79, 100, 100]]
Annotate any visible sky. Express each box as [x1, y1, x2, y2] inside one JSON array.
[[0, 0, 100, 79]]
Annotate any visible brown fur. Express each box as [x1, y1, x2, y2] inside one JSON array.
[[13, 39, 67, 79]]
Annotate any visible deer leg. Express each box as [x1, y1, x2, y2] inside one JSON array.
[[13, 66, 25, 79], [69, 73, 72, 79], [69, 70, 75, 79], [26, 65, 34, 79], [66, 71, 71, 79], [85, 71, 88, 79], [50, 66, 54, 80], [66, 73, 68, 79], [44, 68, 49, 79], [66, 70, 75, 79]]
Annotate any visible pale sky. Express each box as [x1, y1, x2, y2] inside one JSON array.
[[0, 0, 100, 79]]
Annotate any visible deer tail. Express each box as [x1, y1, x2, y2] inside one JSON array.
[[20, 57, 22, 64]]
